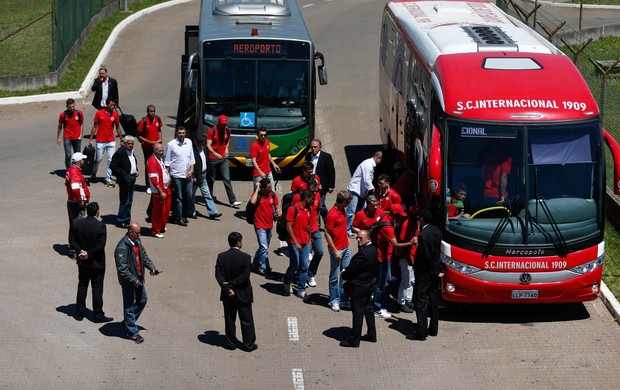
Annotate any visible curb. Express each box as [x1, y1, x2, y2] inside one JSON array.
[[600, 280, 620, 324], [525, 0, 620, 10], [0, 0, 193, 106]]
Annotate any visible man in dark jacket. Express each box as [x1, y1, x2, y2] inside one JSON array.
[[305, 138, 335, 223], [91, 67, 119, 110], [340, 229, 379, 348], [115, 221, 159, 343], [69, 202, 112, 323], [190, 135, 221, 219], [215, 232, 257, 352], [110, 135, 138, 228], [409, 208, 445, 341]]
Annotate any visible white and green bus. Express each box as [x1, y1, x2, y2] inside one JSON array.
[[178, 0, 327, 169]]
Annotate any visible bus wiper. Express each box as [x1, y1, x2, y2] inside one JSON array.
[[532, 197, 568, 257], [532, 168, 568, 257], [483, 208, 514, 256]]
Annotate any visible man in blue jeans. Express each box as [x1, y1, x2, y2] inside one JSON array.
[[324, 190, 353, 312], [206, 115, 242, 208], [191, 135, 222, 220], [249, 179, 281, 278], [282, 189, 314, 299], [165, 126, 195, 226], [114, 221, 160, 343]]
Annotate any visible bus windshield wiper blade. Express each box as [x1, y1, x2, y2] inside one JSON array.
[[533, 197, 568, 257], [483, 209, 514, 256]]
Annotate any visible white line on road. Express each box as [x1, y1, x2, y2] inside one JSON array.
[[292, 368, 305, 390], [302, 4, 314, 7], [287, 316, 300, 341]]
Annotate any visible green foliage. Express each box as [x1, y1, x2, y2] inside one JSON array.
[[0, 0, 171, 98], [603, 219, 620, 297]]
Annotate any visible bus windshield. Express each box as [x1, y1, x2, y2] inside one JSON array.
[[444, 119, 604, 246], [203, 59, 309, 130]]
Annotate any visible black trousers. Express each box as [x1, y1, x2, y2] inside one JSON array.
[[223, 300, 256, 348], [67, 201, 82, 242], [76, 266, 105, 319], [348, 292, 376, 345], [413, 271, 440, 337]]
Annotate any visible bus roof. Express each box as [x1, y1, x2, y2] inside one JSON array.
[[436, 52, 599, 121], [386, 0, 561, 68], [199, 0, 312, 42]]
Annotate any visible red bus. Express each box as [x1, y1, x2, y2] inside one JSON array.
[[379, 0, 620, 303]]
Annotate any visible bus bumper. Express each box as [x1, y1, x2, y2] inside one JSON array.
[[441, 267, 603, 304]]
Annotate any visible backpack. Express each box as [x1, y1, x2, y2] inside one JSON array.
[[139, 115, 162, 135], [61, 109, 84, 125], [245, 192, 275, 225], [369, 214, 392, 247], [276, 192, 297, 241]]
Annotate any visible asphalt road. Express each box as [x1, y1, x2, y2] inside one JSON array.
[[0, 0, 620, 388]]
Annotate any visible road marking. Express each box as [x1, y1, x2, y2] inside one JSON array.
[[302, 4, 314, 7], [287, 316, 300, 341], [291, 368, 305, 390]]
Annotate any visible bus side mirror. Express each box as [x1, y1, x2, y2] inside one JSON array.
[[318, 65, 328, 85], [184, 52, 198, 90]]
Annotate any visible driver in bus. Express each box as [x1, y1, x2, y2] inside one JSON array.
[[448, 182, 471, 218], [481, 146, 512, 206]]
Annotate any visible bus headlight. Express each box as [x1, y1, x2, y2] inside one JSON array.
[[568, 255, 604, 275], [442, 253, 481, 275]]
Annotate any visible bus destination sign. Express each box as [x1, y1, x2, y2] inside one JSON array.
[[204, 40, 310, 59], [460, 125, 516, 139]]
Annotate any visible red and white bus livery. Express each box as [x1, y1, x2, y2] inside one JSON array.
[[379, 0, 620, 303]]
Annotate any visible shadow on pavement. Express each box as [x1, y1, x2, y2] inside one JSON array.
[[56, 304, 85, 319], [197, 330, 232, 349], [99, 322, 129, 339], [50, 169, 66, 178], [439, 302, 590, 323], [302, 292, 329, 308], [53, 243, 74, 259], [385, 316, 415, 337], [322, 326, 350, 342], [259, 282, 288, 296]]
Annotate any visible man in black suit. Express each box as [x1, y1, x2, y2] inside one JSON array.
[[69, 202, 112, 323], [215, 232, 257, 352], [340, 229, 379, 348], [409, 208, 445, 341], [305, 138, 335, 223], [91, 67, 119, 110], [110, 135, 139, 228]]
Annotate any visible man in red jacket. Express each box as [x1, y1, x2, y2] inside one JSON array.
[[65, 152, 91, 244], [146, 143, 171, 238]]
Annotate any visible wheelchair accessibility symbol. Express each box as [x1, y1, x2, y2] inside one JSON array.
[[239, 112, 255, 128]]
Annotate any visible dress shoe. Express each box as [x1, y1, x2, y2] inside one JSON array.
[[243, 343, 258, 352], [116, 222, 130, 229], [339, 339, 359, 348], [182, 218, 189, 224], [360, 334, 377, 343], [208, 213, 222, 220], [399, 304, 414, 313], [428, 329, 438, 337], [73, 314, 84, 321], [406, 301, 415, 310], [406, 332, 427, 341], [176, 219, 188, 227], [94, 316, 113, 323], [223, 343, 237, 351]]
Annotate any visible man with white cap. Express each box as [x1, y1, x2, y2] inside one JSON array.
[[65, 152, 91, 243], [110, 135, 139, 229]]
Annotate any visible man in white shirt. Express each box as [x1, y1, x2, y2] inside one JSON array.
[[165, 126, 195, 226], [346, 151, 382, 236]]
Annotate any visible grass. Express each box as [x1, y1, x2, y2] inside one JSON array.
[[604, 220, 620, 297], [0, 0, 52, 76], [0, 0, 172, 98]]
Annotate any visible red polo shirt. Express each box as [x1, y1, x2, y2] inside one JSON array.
[[93, 109, 119, 142]]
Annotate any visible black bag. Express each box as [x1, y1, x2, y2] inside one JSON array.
[[245, 199, 258, 225], [276, 192, 297, 241], [82, 144, 96, 176], [116, 106, 138, 136], [369, 214, 391, 247]]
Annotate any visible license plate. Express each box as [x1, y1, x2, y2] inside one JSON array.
[[511, 290, 539, 299], [245, 159, 253, 167]]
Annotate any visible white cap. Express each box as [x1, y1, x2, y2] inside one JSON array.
[[71, 152, 86, 162]]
